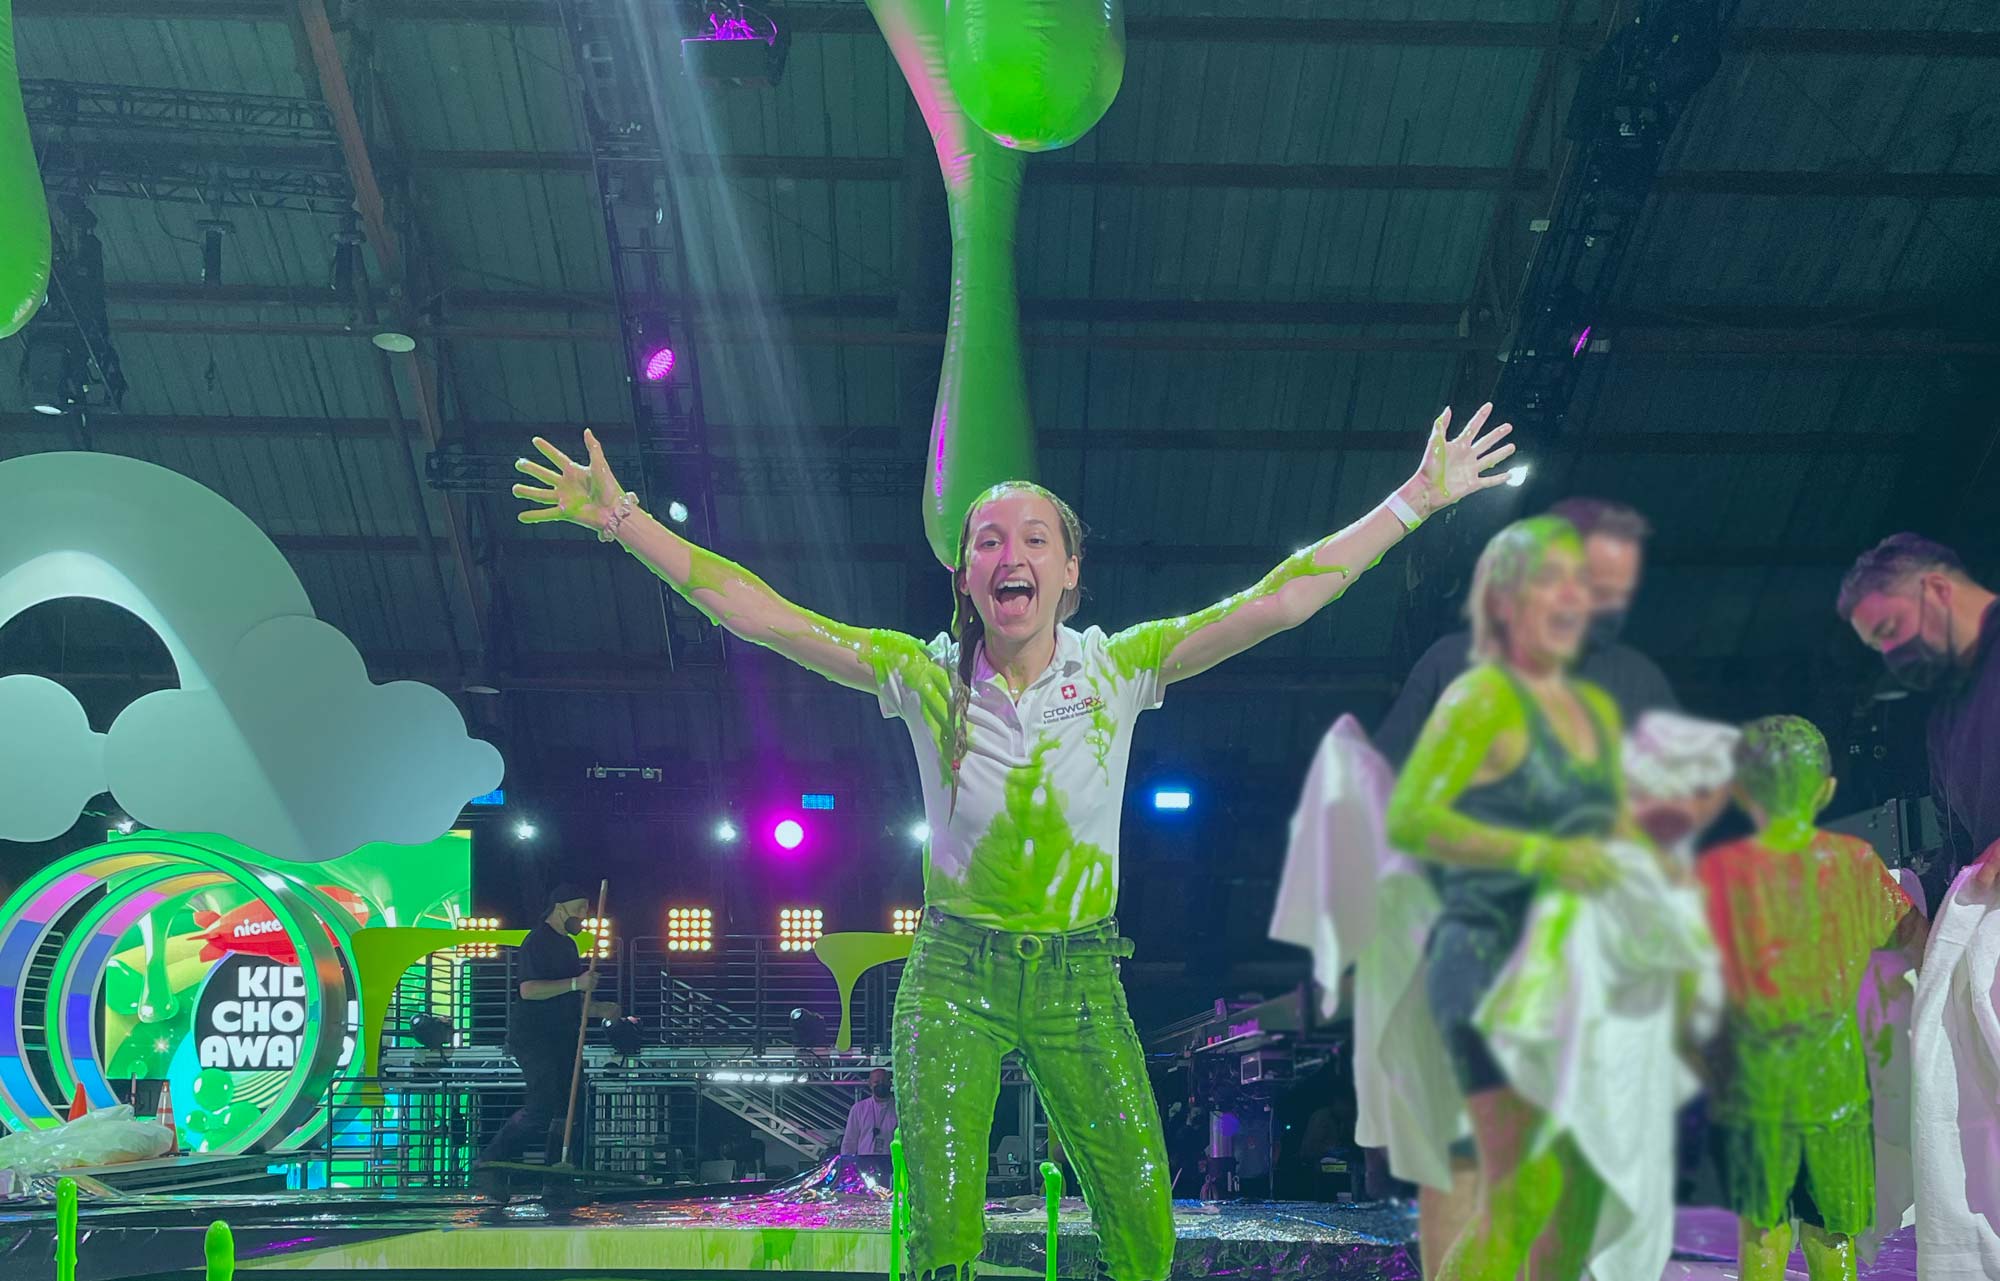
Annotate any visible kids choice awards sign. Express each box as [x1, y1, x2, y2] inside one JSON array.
[[196, 956, 358, 1071]]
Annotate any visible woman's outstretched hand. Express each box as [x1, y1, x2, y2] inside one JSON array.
[[513, 429, 628, 529], [1409, 403, 1517, 514]]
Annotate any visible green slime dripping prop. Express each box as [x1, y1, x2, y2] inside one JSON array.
[[1041, 1161, 1062, 1281], [55, 1178, 78, 1281], [0, 0, 50, 338], [204, 1220, 236, 1281]]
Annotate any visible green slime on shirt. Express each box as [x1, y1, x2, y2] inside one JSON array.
[[945, 735, 1115, 930]]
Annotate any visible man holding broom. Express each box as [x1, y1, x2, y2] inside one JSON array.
[[473, 883, 618, 1197]]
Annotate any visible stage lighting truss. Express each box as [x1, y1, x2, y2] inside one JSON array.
[[778, 907, 823, 952], [581, 915, 614, 961], [666, 907, 713, 952], [456, 916, 502, 960]]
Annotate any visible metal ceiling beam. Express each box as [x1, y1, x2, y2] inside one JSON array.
[[258, 530, 1873, 572], [41, 137, 1999, 202], [417, 151, 2000, 200], [25, 2, 1999, 57], [97, 313, 2000, 356], [101, 282, 1992, 336], [0, 414, 1923, 458], [292, 0, 487, 667], [13, 648, 1811, 699]]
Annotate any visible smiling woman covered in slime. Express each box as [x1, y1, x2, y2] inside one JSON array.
[[515, 406, 1513, 1280], [1385, 516, 1659, 1281]]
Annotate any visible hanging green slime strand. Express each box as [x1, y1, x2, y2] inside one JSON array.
[[0, 0, 50, 338], [864, 0, 1037, 568]]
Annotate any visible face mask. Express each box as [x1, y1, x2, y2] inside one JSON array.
[[1885, 585, 1952, 692], [1585, 608, 1627, 650], [1885, 636, 1949, 692], [561, 915, 584, 937], [872, 1083, 892, 1100]]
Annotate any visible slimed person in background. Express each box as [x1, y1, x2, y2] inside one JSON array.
[[1697, 716, 1926, 1281]]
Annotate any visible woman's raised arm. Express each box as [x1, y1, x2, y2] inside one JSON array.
[[514, 431, 915, 693]]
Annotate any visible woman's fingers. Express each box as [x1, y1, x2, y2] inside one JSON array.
[[1454, 402, 1493, 439], [1469, 421, 1514, 457], [531, 436, 579, 472], [512, 483, 558, 503], [515, 457, 562, 486]]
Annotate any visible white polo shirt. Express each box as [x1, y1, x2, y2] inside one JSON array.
[[873, 624, 1169, 932]]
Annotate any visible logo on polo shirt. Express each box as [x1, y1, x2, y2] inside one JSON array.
[[1043, 686, 1104, 725]]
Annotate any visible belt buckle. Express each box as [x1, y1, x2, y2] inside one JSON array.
[[1013, 933, 1044, 960]]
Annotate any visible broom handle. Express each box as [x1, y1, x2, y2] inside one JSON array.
[[559, 879, 609, 1166]]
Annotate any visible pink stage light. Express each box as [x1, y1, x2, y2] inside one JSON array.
[[643, 346, 676, 382], [772, 818, 805, 850]]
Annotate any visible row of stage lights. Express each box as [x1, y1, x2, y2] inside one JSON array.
[[516, 792, 1192, 848], [461, 906, 922, 957], [708, 817, 930, 851], [504, 788, 1197, 851]]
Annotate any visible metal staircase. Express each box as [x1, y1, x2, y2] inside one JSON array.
[[700, 1076, 857, 1159]]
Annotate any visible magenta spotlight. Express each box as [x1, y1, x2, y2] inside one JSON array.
[[772, 818, 805, 850], [642, 346, 676, 382]]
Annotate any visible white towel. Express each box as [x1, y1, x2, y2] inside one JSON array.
[[1858, 868, 1924, 1261], [1267, 715, 1467, 1191], [1911, 866, 2000, 1279], [1474, 841, 1718, 1281]]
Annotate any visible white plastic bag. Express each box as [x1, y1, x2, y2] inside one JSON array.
[[0, 1105, 173, 1175]]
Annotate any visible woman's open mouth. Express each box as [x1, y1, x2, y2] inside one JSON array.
[[992, 577, 1036, 624]]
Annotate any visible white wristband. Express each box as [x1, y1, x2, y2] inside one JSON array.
[[1386, 492, 1423, 532]]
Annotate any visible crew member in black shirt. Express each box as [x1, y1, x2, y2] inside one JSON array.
[[1839, 533, 2000, 898], [1375, 497, 1679, 765], [473, 884, 619, 1189]]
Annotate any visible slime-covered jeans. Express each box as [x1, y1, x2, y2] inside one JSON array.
[[892, 910, 1175, 1281]]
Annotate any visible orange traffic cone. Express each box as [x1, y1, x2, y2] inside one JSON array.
[[67, 1084, 89, 1121], [156, 1081, 179, 1155]]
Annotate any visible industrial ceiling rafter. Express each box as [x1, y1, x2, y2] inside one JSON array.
[[8, 640, 1829, 704], [28, 79, 1999, 204], [0, 415, 1924, 460], [19, 1, 2000, 58]]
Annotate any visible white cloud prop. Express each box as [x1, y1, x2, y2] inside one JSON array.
[[105, 616, 503, 862], [0, 452, 503, 857], [0, 675, 108, 841]]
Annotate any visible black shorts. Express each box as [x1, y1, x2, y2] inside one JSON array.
[[1424, 915, 1528, 1096]]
